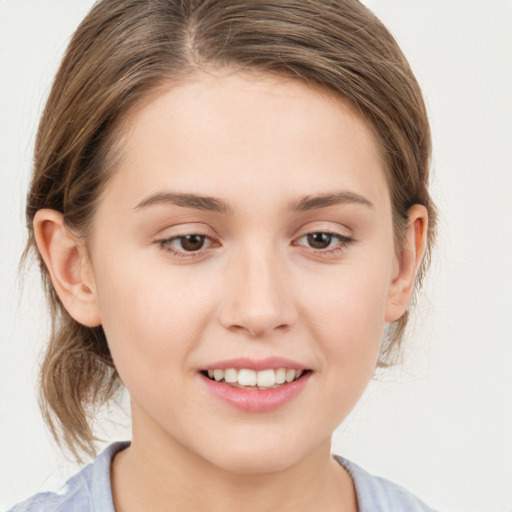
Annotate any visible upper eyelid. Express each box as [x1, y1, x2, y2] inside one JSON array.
[[159, 233, 218, 248], [298, 230, 351, 238], [154, 223, 218, 241], [293, 217, 353, 234], [294, 225, 353, 241]]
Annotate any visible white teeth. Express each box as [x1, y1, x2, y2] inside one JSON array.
[[285, 369, 296, 383], [224, 368, 238, 383], [275, 368, 286, 384], [256, 369, 276, 387], [238, 369, 257, 386], [213, 369, 224, 382], [205, 367, 305, 387]]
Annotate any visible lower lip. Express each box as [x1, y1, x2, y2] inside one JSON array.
[[199, 372, 311, 413]]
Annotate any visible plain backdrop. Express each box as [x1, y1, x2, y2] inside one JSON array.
[[1, 1, 511, 511]]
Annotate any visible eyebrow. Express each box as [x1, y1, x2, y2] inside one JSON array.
[[288, 191, 374, 211], [135, 189, 373, 213], [136, 192, 232, 214]]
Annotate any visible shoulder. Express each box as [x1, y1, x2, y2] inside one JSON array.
[[334, 455, 439, 512], [7, 442, 128, 512]]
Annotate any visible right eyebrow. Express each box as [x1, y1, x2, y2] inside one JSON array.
[[135, 192, 233, 214]]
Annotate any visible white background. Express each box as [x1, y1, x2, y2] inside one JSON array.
[[1, 1, 511, 511]]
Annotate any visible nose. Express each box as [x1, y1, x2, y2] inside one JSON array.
[[218, 245, 298, 338]]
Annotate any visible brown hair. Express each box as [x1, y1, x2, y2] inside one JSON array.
[[25, 0, 437, 460]]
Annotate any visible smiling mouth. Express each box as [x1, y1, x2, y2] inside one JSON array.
[[200, 368, 311, 390]]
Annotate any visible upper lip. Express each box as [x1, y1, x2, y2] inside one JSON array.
[[201, 357, 310, 372]]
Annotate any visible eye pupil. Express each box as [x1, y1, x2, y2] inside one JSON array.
[[180, 234, 205, 251], [307, 232, 332, 249]]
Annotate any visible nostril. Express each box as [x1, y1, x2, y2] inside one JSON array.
[[227, 323, 291, 338]]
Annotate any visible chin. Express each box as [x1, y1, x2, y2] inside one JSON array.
[[197, 431, 320, 476]]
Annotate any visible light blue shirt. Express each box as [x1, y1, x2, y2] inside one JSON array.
[[8, 442, 438, 511]]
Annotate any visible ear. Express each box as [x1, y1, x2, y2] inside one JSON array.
[[385, 204, 428, 322], [33, 209, 101, 327]]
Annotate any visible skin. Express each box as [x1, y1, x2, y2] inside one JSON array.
[[34, 70, 427, 511]]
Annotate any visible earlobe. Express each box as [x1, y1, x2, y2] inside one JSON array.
[[33, 209, 101, 327], [385, 205, 428, 323]]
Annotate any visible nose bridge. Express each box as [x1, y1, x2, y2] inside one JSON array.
[[219, 238, 296, 337]]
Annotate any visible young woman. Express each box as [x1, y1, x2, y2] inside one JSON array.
[[9, 0, 438, 510]]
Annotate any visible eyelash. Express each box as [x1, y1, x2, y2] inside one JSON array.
[[293, 232, 354, 255], [157, 231, 354, 259]]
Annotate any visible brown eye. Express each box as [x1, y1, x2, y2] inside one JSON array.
[[295, 231, 354, 256], [179, 234, 206, 251], [158, 232, 217, 258], [306, 232, 333, 249]]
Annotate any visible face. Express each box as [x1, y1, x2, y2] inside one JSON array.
[[85, 71, 404, 474]]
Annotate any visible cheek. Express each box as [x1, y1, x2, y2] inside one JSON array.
[[91, 251, 216, 384], [306, 259, 390, 340], [303, 259, 391, 378]]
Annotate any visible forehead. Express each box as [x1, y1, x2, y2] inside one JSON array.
[[102, 71, 389, 213]]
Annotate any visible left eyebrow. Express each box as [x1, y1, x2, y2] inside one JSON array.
[[135, 192, 233, 214], [288, 190, 374, 211]]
